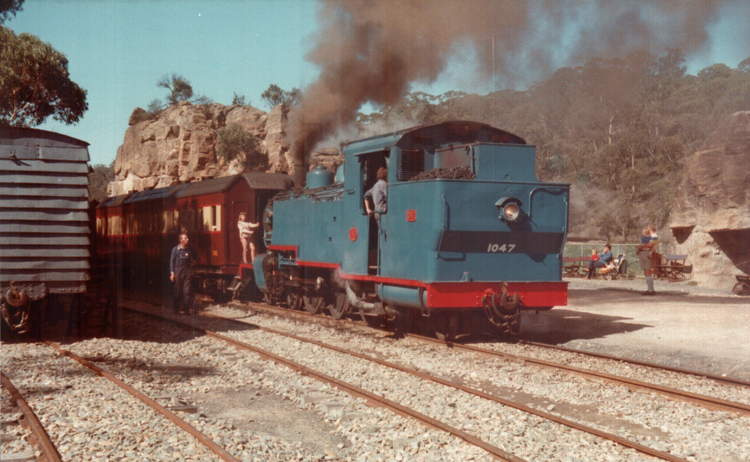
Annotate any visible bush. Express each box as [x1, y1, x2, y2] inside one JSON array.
[[88, 162, 115, 202], [216, 124, 267, 171]]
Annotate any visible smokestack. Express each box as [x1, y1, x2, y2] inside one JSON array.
[[288, 0, 731, 162], [291, 140, 306, 187]]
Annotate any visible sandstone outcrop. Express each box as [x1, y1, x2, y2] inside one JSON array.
[[109, 102, 295, 196], [670, 111, 750, 288]]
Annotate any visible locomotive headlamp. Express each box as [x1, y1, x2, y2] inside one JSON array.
[[503, 203, 520, 221], [495, 197, 525, 223]]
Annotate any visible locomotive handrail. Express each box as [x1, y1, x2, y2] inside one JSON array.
[[526, 186, 568, 222], [435, 194, 449, 258]]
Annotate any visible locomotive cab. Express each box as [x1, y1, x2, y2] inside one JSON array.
[[342, 121, 569, 334]]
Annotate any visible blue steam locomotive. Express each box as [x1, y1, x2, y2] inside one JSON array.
[[254, 121, 569, 337]]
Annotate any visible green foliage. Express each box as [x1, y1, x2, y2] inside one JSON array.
[[0, 0, 23, 24], [216, 124, 266, 171], [88, 162, 115, 203], [231, 92, 246, 105], [154, 73, 212, 108], [146, 98, 164, 116], [0, 26, 88, 126], [157, 73, 193, 105], [261, 84, 300, 109], [358, 49, 750, 242]]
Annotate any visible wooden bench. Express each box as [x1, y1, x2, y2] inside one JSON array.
[[653, 254, 691, 281], [563, 257, 589, 278]]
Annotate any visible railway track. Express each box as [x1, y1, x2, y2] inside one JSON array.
[[45, 341, 240, 462], [231, 299, 750, 413], [1, 338, 239, 461], [516, 339, 750, 388], [123, 306, 527, 462], [1, 372, 63, 462], [125, 298, 750, 461]]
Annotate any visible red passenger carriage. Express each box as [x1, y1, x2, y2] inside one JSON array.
[[96, 173, 292, 296]]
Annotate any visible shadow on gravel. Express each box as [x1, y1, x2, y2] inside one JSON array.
[[569, 288, 750, 306], [517, 309, 652, 345]]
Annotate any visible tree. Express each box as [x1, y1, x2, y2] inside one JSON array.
[[158, 73, 193, 105], [0, 26, 88, 126], [150, 73, 211, 111], [0, 0, 23, 24], [231, 92, 246, 105], [261, 84, 300, 109], [88, 162, 115, 203], [216, 124, 266, 171]]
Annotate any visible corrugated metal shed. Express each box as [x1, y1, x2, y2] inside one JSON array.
[[0, 127, 91, 300]]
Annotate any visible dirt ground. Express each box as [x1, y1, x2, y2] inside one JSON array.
[[521, 278, 750, 381]]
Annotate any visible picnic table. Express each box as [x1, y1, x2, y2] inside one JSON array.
[[653, 254, 692, 281], [563, 257, 589, 278]]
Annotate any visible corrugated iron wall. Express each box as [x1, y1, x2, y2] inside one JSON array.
[[0, 127, 91, 301]]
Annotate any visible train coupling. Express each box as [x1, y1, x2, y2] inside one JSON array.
[[1, 281, 31, 333], [5, 281, 29, 308], [481, 282, 522, 334]]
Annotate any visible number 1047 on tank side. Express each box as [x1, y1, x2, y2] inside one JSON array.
[[256, 121, 569, 338]]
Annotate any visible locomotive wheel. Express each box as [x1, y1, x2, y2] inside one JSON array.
[[286, 289, 302, 310], [302, 293, 322, 314], [263, 292, 276, 306], [329, 292, 350, 320]]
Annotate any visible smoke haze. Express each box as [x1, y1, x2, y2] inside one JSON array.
[[288, 0, 746, 180]]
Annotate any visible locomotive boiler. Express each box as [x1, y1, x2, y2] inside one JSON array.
[[255, 121, 569, 337]]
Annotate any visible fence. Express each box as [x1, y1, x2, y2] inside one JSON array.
[[563, 243, 675, 277]]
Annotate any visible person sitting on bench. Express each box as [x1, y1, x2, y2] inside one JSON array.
[[587, 244, 613, 279]]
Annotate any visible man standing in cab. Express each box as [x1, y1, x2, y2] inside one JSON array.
[[170, 233, 197, 314]]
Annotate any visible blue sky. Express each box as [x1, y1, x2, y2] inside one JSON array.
[[6, 0, 749, 166], [8, 0, 321, 165]]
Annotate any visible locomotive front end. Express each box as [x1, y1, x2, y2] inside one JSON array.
[[373, 122, 570, 335]]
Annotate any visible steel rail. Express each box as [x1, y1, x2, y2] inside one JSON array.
[[44, 341, 241, 462], [123, 307, 526, 462], [199, 310, 693, 462], [127, 305, 692, 462], [517, 339, 750, 387], [409, 333, 750, 417], [1, 372, 64, 462], [242, 301, 750, 415], [248, 300, 750, 389]]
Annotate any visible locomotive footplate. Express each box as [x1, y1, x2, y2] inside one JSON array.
[[424, 281, 567, 310]]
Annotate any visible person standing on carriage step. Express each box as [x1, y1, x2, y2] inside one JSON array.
[[170, 233, 198, 314]]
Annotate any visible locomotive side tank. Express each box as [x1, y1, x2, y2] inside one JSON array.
[[0, 127, 92, 335], [257, 121, 569, 336]]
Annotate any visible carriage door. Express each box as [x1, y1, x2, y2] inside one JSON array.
[[360, 151, 388, 275], [230, 201, 248, 265]]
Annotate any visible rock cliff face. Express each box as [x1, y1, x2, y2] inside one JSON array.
[[109, 102, 294, 196], [670, 111, 750, 288]]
